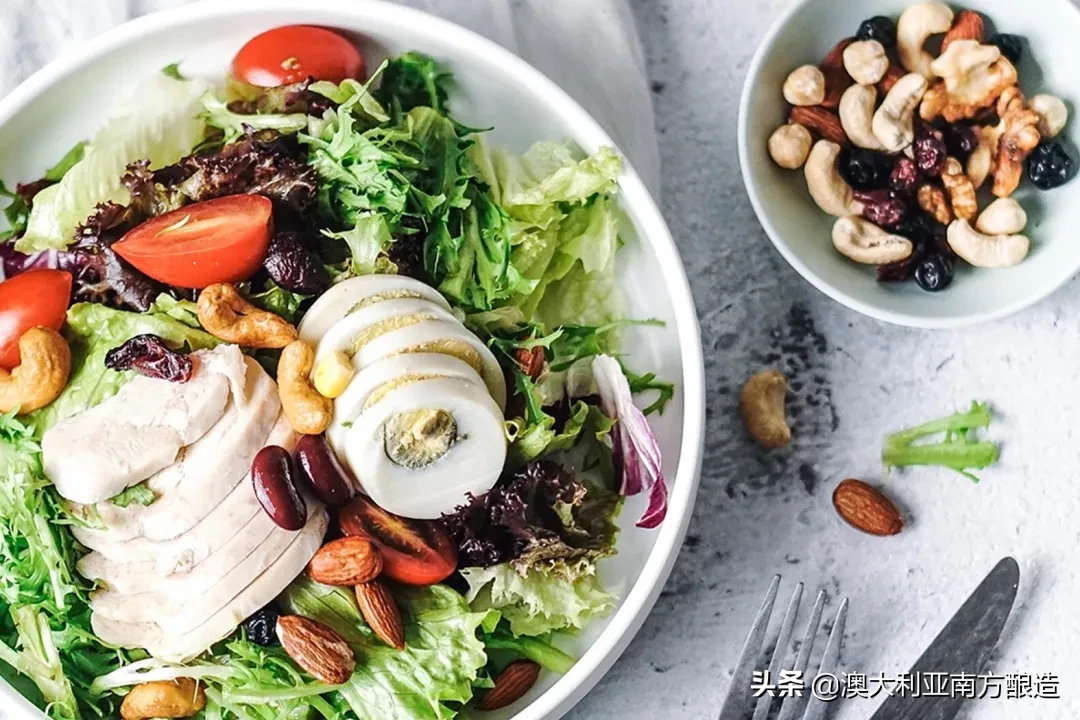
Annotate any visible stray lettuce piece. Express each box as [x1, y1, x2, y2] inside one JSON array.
[[29, 302, 219, 433], [0, 181, 29, 242], [200, 91, 309, 145], [281, 577, 492, 720], [462, 562, 615, 637], [161, 62, 184, 80], [110, 481, 155, 508], [882, 401, 999, 482], [19, 74, 209, 252], [622, 364, 675, 417]]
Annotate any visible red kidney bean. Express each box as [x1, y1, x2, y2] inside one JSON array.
[[253, 446, 307, 531], [294, 434, 354, 507]]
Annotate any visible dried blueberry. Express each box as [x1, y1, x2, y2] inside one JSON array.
[[244, 605, 281, 646], [263, 230, 331, 295], [942, 124, 978, 161], [854, 189, 908, 229], [1027, 142, 1075, 190], [856, 16, 896, 47], [914, 123, 948, 176], [889, 157, 920, 196], [105, 334, 193, 383], [914, 254, 953, 292], [841, 147, 893, 190], [988, 34, 1023, 64]]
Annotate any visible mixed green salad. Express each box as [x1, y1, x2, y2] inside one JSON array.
[[0, 26, 672, 720]]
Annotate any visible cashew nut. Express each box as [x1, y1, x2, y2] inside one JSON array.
[[917, 184, 953, 225], [941, 158, 978, 220], [768, 124, 813, 169], [839, 84, 885, 151], [197, 284, 298, 349], [924, 41, 1016, 123], [832, 216, 914, 265], [947, 219, 1029, 268], [897, 2, 955, 77], [804, 140, 864, 217], [278, 340, 333, 435], [1030, 94, 1069, 139], [872, 73, 929, 152], [843, 40, 889, 86], [739, 370, 790, 449], [976, 197, 1027, 235], [120, 679, 205, 720], [966, 125, 1000, 189], [0, 327, 71, 414], [783, 65, 826, 106]]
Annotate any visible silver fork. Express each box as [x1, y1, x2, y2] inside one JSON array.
[[717, 576, 848, 720]]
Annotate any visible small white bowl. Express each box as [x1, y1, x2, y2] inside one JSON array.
[[0, 2, 705, 719], [739, 0, 1080, 328]]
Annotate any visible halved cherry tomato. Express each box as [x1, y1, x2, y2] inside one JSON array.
[[0, 269, 72, 370], [339, 495, 457, 585], [112, 195, 272, 289], [233, 26, 365, 87]]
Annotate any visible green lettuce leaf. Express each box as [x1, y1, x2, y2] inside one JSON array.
[[324, 214, 394, 276], [200, 91, 309, 145], [18, 74, 209, 252], [109, 481, 155, 508], [245, 282, 307, 324], [462, 562, 615, 637], [281, 578, 492, 720], [376, 51, 453, 118], [309, 77, 389, 123], [29, 301, 219, 433]]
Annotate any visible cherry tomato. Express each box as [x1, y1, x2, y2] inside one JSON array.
[[112, 195, 273, 289], [232, 26, 365, 87], [339, 495, 457, 585], [0, 269, 72, 370]]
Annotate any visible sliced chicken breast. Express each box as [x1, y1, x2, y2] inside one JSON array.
[[78, 415, 297, 592], [73, 357, 280, 547], [91, 508, 328, 662], [43, 345, 247, 505]]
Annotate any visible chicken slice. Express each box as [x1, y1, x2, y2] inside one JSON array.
[[43, 345, 247, 505]]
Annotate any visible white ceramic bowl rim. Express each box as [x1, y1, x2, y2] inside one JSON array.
[[737, 0, 1080, 329], [0, 2, 706, 719]]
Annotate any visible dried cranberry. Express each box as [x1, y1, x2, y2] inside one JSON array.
[[889, 157, 920, 196], [841, 147, 893, 190], [263, 230, 330, 295], [855, 189, 908, 229], [914, 123, 948, 176], [942, 124, 977, 161], [104, 334, 193, 383]]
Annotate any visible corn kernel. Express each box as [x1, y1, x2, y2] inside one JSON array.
[[313, 351, 354, 399]]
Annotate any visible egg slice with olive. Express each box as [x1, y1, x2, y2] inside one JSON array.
[[343, 377, 506, 519], [297, 275, 451, 346]]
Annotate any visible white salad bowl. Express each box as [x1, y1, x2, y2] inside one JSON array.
[[0, 1, 705, 719], [739, 0, 1080, 328]]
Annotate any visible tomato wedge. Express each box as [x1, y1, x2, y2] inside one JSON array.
[[233, 26, 365, 87], [112, 195, 272, 289], [339, 495, 457, 585], [0, 269, 72, 370]]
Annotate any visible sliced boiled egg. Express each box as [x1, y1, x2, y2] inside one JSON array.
[[347, 318, 507, 411], [297, 275, 452, 346], [326, 353, 488, 454], [343, 377, 506, 518], [313, 297, 458, 366]]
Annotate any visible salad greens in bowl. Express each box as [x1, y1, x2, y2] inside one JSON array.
[[0, 2, 704, 719]]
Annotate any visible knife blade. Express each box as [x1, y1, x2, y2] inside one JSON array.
[[869, 557, 1020, 720]]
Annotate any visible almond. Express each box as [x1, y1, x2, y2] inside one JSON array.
[[309, 536, 383, 586], [355, 580, 405, 649], [940, 10, 985, 53], [789, 106, 847, 146], [820, 37, 855, 109], [832, 479, 904, 536], [276, 615, 355, 685], [877, 64, 907, 95], [478, 660, 541, 711]]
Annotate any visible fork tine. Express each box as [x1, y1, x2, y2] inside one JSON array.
[[775, 590, 826, 720], [800, 598, 848, 720], [752, 583, 803, 720], [716, 575, 781, 720]]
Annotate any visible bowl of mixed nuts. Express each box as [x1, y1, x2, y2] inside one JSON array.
[[738, 0, 1080, 327]]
